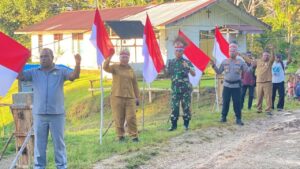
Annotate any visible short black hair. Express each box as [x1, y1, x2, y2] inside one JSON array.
[[173, 36, 188, 47], [275, 53, 283, 59], [41, 48, 54, 58]]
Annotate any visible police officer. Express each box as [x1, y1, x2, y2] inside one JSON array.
[[211, 42, 252, 126], [167, 36, 195, 131]]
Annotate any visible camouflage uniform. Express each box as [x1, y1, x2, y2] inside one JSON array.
[[167, 57, 195, 123]]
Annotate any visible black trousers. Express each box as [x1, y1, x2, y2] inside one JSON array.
[[272, 82, 285, 109], [241, 85, 255, 110], [222, 86, 241, 120]]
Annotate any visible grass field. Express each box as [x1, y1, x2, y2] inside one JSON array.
[[0, 68, 299, 169]]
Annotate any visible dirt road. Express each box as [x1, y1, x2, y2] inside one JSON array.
[[94, 110, 300, 169]]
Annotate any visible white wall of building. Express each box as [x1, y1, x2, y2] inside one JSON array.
[[165, 5, 250, 60]]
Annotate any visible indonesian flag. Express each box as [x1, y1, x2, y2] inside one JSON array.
[[213, 26, 229, 66], [142, 15, 164, 83], [178, 30, 210, 86], [90, 8, 114, 65], [0, 32, 30, 96]]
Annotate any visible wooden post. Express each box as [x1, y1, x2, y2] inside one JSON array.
[[217, 74, 224, 106], [148, 84, 152, 103], [10, 93, 34, 169]]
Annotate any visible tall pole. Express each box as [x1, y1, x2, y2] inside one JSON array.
[[95, 0, 104, 144], [95, 0, 99, 9], [213, 39, 219, 112], [142, 78, 145, 131], [100, 65, 104, 144], [215, 74, 219, 112]]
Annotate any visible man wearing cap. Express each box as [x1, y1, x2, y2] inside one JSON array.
[[167, 36, 195, 131], [18, 48, 81, 169], [241, 51, 256, 110], [103, 48, 140, 142], [271, 49, 292, 111], [243, 44, 275, 115], [211, 42, 252, 126]]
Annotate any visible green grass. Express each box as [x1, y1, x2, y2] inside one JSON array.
[[1, 71, 300, 169]]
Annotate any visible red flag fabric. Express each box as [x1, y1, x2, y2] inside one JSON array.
[[90, 9, 114, 65], [0, 32, 30, 96], [178, 30, 210, 72], [178, 30, 210, 86], [213, 26, 229, 65], [142, 14, 164, 83]]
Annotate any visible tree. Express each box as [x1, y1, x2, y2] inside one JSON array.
[[231, 0, 265, 16], [261, 0, 300, 43]]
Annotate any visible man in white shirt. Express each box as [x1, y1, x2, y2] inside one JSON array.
[[271, 49, 292, 111]]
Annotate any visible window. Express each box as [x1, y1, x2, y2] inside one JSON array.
[[54, 34, 63, 41], [54, 34, 63, 60], [199, 31, 214, 57], [72, 33, 83, 40], [72, 33, 84, 54]]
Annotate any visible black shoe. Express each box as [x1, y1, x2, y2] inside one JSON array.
[[277, 108, 283, 112], [236, 119, 244, 126], [168, 120, 177, 131], [168, 125, 177, 131], [220, 118, 227, 123], [118, 136, 125, 143], [184, 120, 190, 131], [132, 138, 139, 142]]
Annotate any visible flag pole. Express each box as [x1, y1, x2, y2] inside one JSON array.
[[95, 0, 103, 145], [213, 37, 219, 113], [99, 65, 104, 144], [142, 78, 145, 131], [214, 74, 219, 112]]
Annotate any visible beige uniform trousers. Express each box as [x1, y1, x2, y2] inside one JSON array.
[[110, 96, 138, 139], [256, 82, 273, 112]]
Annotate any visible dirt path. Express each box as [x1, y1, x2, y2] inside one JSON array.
[[94, 110, 300, 169], [0, 155, 14, 169]]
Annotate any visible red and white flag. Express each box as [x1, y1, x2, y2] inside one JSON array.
[[178, 30, 210, 86], [90, 9, 114, 65], [213, 26, 229, 66], [0, 32, 30, 96], [142, 15, 164, 83]]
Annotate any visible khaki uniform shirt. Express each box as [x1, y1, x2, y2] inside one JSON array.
[[103, 60, 139, 98], [255, 56, 274, 83]]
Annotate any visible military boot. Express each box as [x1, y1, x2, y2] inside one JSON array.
[[168, 120, 177, 131], [184, 120, 190, 131]]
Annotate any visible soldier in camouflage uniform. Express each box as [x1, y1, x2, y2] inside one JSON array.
[[167, 37, 195, 131]]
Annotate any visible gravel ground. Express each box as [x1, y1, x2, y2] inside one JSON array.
[[94, 109, 300, 169], [2, 110, 300, 169]]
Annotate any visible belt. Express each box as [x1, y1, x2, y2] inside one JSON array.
[[225, 80, 241, 84]]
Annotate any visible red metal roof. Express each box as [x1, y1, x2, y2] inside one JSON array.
[[16, 6, 148, 33], [15, 0, 270, 33]]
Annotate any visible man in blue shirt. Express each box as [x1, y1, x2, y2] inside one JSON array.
[[18, 48, 81, 169]]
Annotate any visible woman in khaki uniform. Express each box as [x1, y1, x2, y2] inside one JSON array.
[[103, 48, 140, 142]]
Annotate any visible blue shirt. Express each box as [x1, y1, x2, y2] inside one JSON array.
[[23, 66, 72, 115]]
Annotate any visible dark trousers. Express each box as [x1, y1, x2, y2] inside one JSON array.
[[222, 86, 241, 120], [241, 85, 255, 110], [272, 82, 285, 109]]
